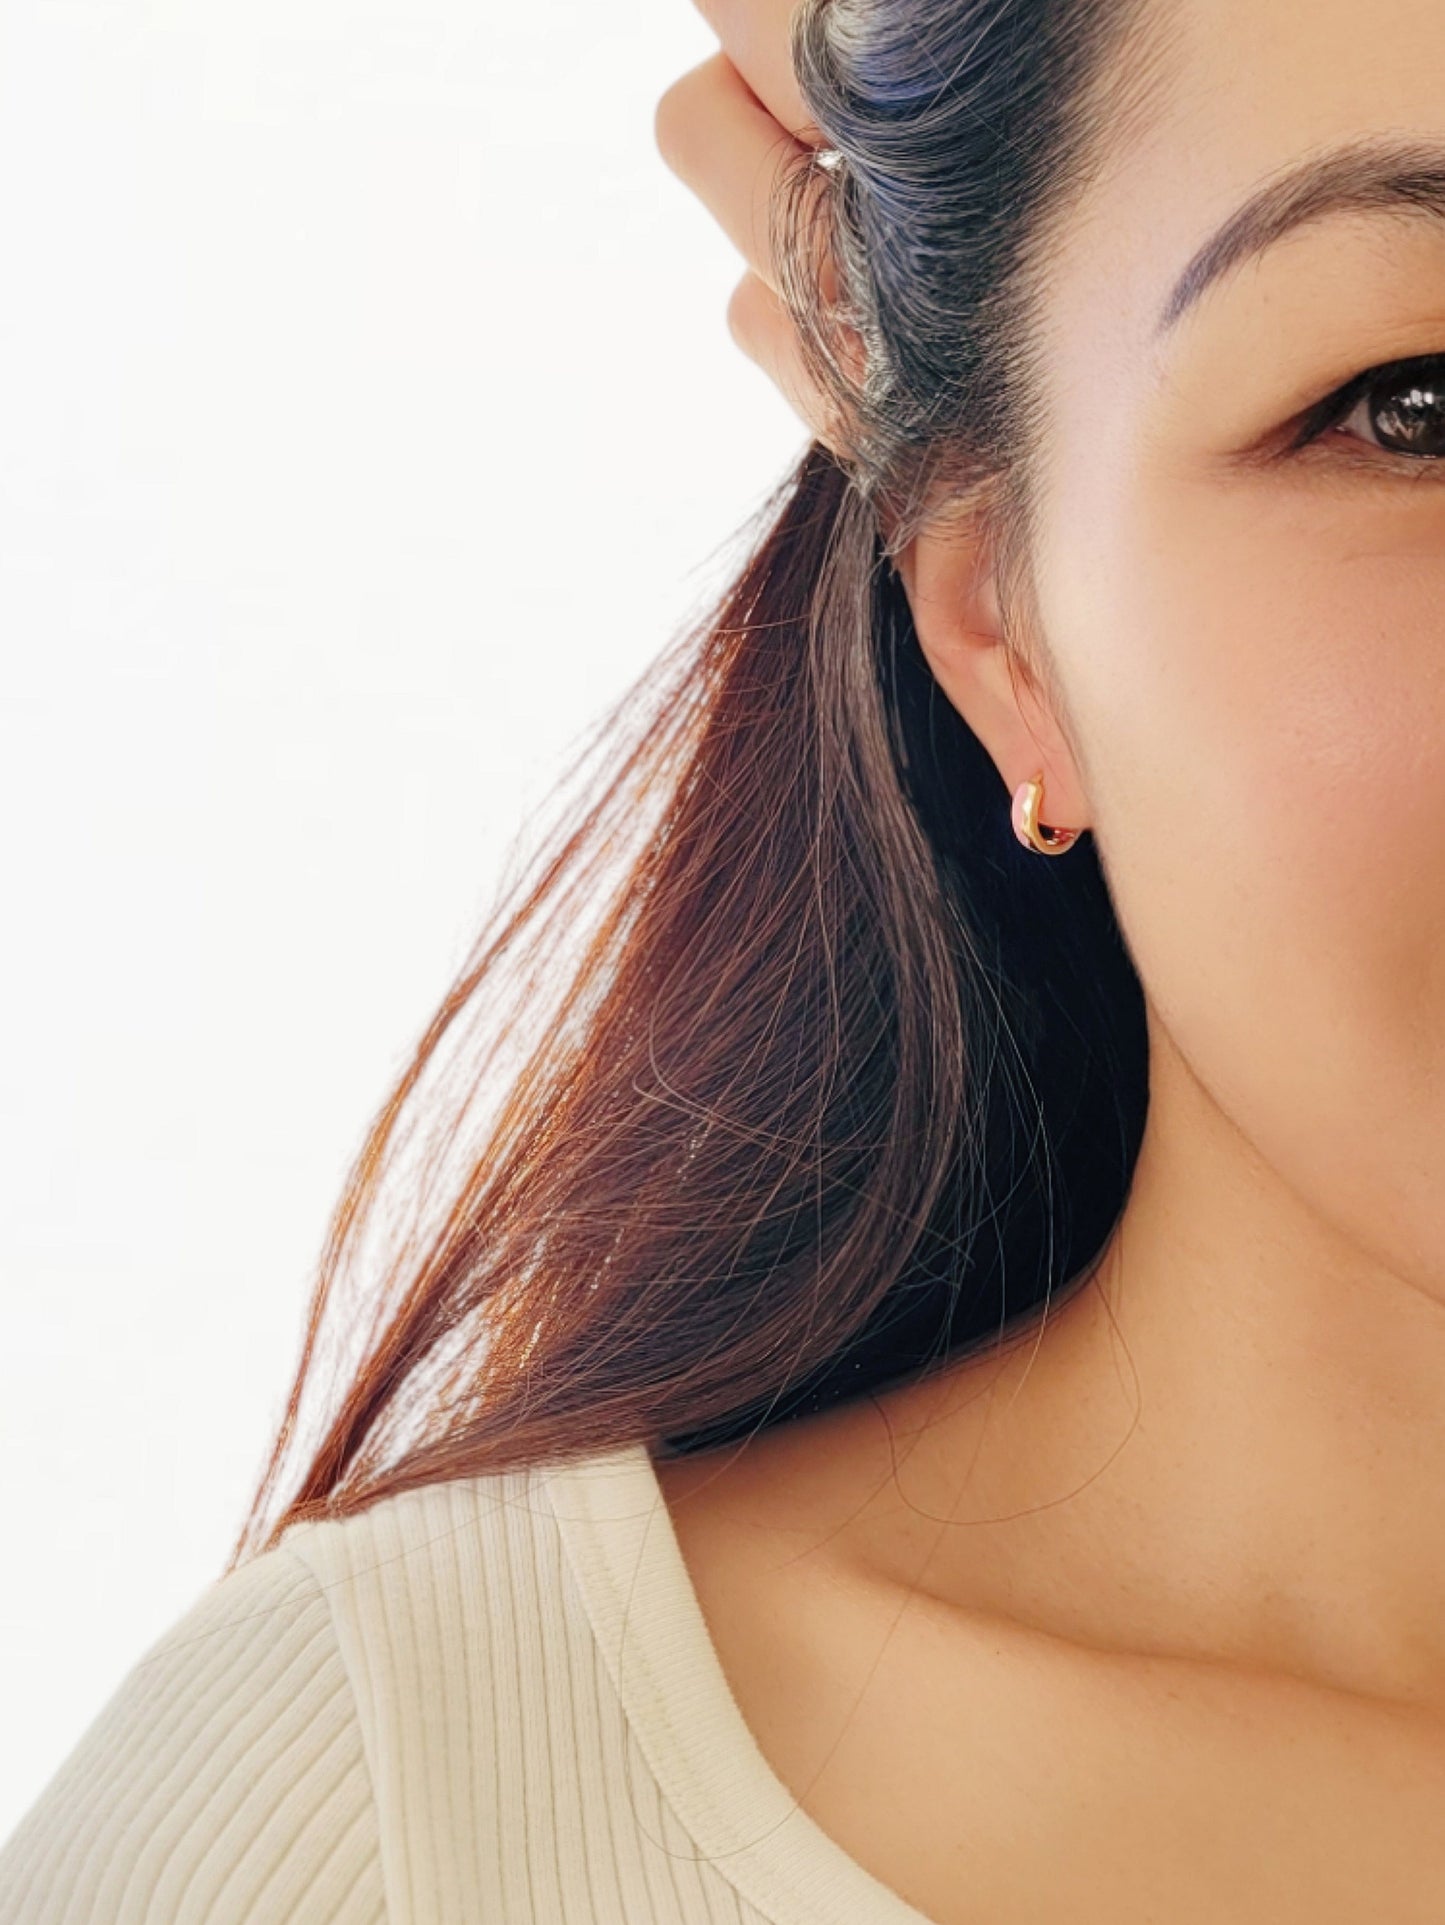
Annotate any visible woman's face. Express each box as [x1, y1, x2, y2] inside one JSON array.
[[1026, 0, 1445, 1289]]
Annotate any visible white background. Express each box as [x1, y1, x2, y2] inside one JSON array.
[[0, 0, 806, 1836]]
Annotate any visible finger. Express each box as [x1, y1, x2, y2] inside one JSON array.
[[725, 269, 852, 457], [654, 50, 819, 298], [688, 0, 821, 148]]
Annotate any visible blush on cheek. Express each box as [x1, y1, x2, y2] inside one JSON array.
[[1079, 492, 1441, 913], [1218, 550, 1445, 953], [1072, 526, 1445, 1271]]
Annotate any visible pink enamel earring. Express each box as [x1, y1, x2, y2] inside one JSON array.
[[1010, 770, 1081, 855]]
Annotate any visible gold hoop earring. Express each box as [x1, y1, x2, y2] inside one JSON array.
[[1010, 770, 1081, 856]]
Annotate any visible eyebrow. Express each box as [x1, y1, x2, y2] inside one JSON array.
[[1155, 136, 1445, 339]]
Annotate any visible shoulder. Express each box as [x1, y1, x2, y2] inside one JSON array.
[[0, 1531, 386, 1923], [276, 1458, 583, 1815], [0, 1456, 614, 1925]]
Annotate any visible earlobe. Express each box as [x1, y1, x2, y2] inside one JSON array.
[[894, 513, 1093, 840]]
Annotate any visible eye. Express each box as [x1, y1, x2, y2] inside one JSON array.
[[1292, 352, 1445, 467]]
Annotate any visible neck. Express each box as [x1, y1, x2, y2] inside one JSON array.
[[876, 1016, 1445, 1715]]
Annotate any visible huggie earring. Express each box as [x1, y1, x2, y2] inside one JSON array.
[[1011, 770, 1081, 855]]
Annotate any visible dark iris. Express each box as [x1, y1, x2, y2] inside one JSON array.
[[1369, 359, 1445, 456]]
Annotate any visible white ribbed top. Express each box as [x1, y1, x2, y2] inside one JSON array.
[[0, 1440, 938, 1924]]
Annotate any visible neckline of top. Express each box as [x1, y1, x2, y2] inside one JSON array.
[[540, 1437, 940, 1925]]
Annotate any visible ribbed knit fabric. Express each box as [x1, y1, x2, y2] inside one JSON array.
[[0, 1440, 937, 1924]]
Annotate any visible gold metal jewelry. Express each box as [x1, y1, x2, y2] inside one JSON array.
[[1010, 770, 1081, 855]]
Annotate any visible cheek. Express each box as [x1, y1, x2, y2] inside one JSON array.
[[1037, 475, 1445, 1258]]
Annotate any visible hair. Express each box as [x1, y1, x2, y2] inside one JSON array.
[[226, 0, 1180, 1574]]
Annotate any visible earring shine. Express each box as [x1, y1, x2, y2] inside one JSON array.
[[1011, 770, 1081, 855]]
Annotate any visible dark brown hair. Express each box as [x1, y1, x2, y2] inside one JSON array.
[[227, 0, 1176, 1573]]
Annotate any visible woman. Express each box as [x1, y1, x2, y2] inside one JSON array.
[[4, 0, 1445, 1914]]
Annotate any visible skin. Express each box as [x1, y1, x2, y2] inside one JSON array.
[[654, 0, 1445, 1914]]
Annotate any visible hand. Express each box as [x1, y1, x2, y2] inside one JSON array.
[[653, 4, 859, 459]]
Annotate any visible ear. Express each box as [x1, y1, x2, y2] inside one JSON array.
[[894, 503, 1092, 837]]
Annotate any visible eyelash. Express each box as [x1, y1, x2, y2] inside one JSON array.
[[1287, 351, 1445, 478]]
